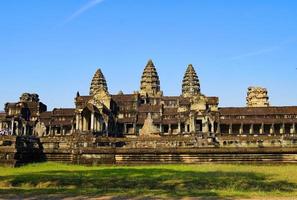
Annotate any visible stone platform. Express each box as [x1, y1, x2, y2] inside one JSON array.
[[2, 134, 297, 166]]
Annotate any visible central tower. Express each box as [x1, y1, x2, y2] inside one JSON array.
[[182, 64, 200, 97], [90, 69, 108, 96], [139, 59, 162, 97]]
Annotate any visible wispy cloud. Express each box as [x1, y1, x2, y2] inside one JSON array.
[[230, 46, 279, 60], [230, 38, 297, 61], [62, 0, 105, 25]]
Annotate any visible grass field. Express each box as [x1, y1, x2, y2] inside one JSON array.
[[0, 162, 297, 199]]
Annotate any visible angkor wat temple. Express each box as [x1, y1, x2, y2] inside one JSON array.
[[1, 60, 297, 166]]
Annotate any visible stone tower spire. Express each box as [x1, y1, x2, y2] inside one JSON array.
[[90, 69, 108, 96], [182, 64, 200, 97], [140, 59, 162, 97]]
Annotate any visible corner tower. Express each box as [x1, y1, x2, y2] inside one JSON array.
[[182, 64, 200, 97], [139, 60, 162, 97], [246, 87, 269, 107], [90, 69, 108, 96]]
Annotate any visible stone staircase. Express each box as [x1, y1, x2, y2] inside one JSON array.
[[115, 153, 297, 164], [44, 153, 73, 163]]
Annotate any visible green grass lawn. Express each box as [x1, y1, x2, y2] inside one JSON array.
[[0, 162, 297, 199]]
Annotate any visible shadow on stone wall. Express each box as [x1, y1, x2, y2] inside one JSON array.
[[14, 136, 45, 166]]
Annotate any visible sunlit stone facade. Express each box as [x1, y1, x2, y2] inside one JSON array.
[[0, 60, 296, 138]]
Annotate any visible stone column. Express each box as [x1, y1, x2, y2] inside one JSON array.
[[0, 122, 2, 130], [83, 116, 87, 131], [76, 114, 79, 130], [71, 124, 74, 134], [292, 123, 296, 134], [159, 124, 163, 133], [133, 123, 136, 134], [91, 112, 94, 131], [97, 118, 100, 132], [81, 117, 84, 131], [178, 122, 181, 133], [249, 124, 254, 135], [216, 123, 221, 134], [280, 123, 285, 134], [15, 121, 19, 136], [260, 123, 264, 134], [80, 115, 83, 131], [211, 121, 215, 133], [239, 123, 243, 135], [23, 124, 27, 135], [62, 127, 66, 135], [11, 118, 14, 135], [189, 113, 194, 132], [191, 119, 196, 132], [229, 124, 232, 135], [202, 119, 209, 133], [169, 124, 172, 134], [270, 124, 275, 134]]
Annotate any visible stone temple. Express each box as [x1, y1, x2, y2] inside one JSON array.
[[1, 60, 297, 166]]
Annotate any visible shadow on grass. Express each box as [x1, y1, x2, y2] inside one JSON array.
[[0, 168, 296, 199]]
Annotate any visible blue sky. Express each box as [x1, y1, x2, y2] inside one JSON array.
[[0, 0, 297, 110]]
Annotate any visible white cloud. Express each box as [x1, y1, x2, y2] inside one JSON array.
[[229, 38, 297, 61], [230, 46, 279, 60], [63, 0, 105, 25]]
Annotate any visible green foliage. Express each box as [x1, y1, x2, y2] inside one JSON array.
[[0, 162, 297, 199]]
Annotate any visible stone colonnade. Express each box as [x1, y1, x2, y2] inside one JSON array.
[[46, 125, 74, 136], [216, 122, 297, 135], [76, 110, 107, 133], [122, 115, 213, 135]]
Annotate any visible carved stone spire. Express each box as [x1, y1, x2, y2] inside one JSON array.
[[90, 69, 108, 96], [182, 64, 200, 97], [140, 59, 162, 97]]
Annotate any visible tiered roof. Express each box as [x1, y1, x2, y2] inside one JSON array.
[[140, 60, 161, 97], [90, 69, 108, 96], [182, 64, 200, 97]]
